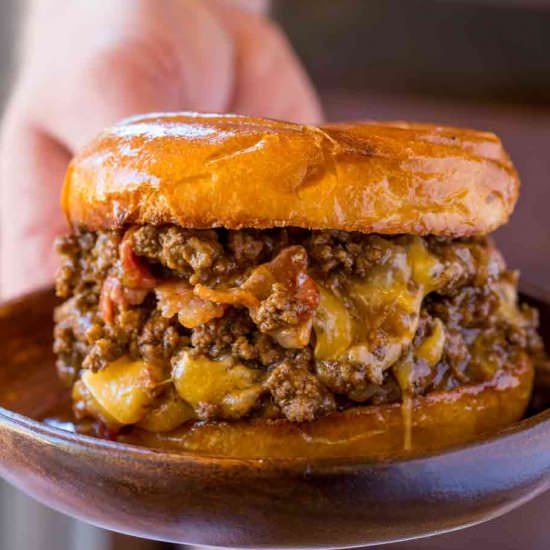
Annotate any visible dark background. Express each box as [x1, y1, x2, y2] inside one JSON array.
[[274, 0, 550, 103]]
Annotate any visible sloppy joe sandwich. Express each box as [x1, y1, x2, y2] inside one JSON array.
[[54, 113, 543, 457]]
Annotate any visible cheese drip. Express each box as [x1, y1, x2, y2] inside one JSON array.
[[312, 236, 446, 449]]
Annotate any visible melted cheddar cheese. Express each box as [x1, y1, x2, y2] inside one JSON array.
[[137, 389, 195, 432], [415, 318, 446, 367], [312, 237, 447, 449], [82, 358, 165, 425], [172, 351, 264, 419], [313, 285, 353, 360], [312, 237, 446, 378]]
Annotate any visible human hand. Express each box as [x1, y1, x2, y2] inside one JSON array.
[[0, 0, 321, 298]]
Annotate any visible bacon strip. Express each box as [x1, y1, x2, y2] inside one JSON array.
[[193, 246, 320, 348], [294, 271, 321, 322], [119, 235, 158, 289], [156, 282, 226, 328], [99, 276, 118, 324], [99, 276, 149, 323], [99, 231, 159, 324], [194, 285, 260, 309], [102, 241, 320, 348]]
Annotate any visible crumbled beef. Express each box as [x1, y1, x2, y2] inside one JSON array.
[[56, 230, 121, 298], [305, 231, 390, 277], [266, 362, 336, 422], [190, 309, 256, 358], [315, 359, 388, 402], [131, 225, 234, 283], [227, 230, 278, 265], [138, 309, 184, 364], [426, 237, 504, 294], [253, 282, 301, 331], [54, 225, 542, 426]]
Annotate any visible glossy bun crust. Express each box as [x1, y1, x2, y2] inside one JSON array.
[[62, 113, 519, 236], [122, 356, 533, 459]]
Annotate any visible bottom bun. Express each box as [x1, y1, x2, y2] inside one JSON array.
[[120, 356, 534, 459]]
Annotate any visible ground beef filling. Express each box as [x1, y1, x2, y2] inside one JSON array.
[[54, 226, 542, 431]]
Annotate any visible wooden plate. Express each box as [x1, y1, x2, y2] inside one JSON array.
[[0, 288, 548, 548]]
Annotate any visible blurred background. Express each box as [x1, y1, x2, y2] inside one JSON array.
[[0, 0, 548, 548]]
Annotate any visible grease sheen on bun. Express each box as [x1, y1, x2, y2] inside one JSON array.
[[62, 112, 519, 236]]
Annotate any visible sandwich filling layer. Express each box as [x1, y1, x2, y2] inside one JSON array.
[[54, 226, 541, 434]]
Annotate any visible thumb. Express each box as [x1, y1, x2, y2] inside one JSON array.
[[0, 112, 71, 297]]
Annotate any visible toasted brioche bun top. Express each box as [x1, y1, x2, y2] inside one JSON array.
[[62, 112, 519, 236]]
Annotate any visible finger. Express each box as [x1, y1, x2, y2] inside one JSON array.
[[0, 109, 71, 298], [23, 0, 235, 152], [217, 0, 270, 14], [221, 9, 323, 124], [0, 0, 236, 298]]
